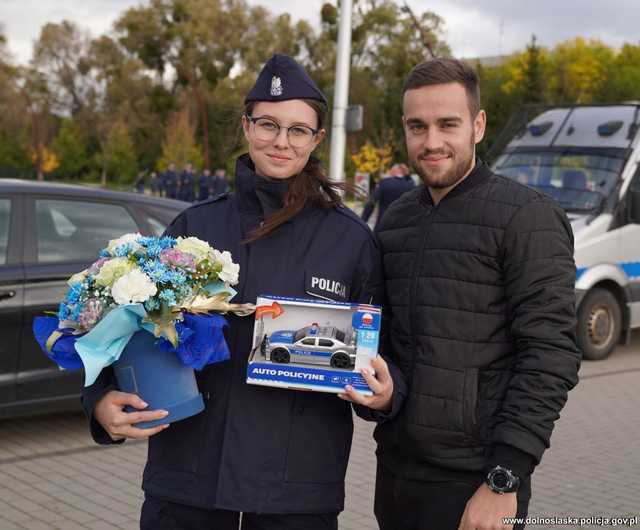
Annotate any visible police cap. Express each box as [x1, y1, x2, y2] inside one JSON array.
[[244, 53, 327, 106]]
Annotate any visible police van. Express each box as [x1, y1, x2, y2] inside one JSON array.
[[491, 103, 640, 360]]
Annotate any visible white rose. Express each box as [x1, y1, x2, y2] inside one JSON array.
[[213, 249, 240, 285], [111, 268, 158, 305], [175, 237, 214, 262], [107, 232, 143, 253], [94, 257, 135, 287]]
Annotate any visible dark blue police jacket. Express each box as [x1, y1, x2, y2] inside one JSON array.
[[362, 176, 415, 231], [82, 154, 405, 514]]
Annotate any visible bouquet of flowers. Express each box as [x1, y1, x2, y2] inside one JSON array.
[[33, 233, 254, 420]]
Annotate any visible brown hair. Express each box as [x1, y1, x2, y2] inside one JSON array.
[[403, 58, 481, 117], [244, 99, 357, 243]]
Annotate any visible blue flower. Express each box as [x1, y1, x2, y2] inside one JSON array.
[[159, 289, 177, 306], [66, 283, 84, 305], [144, 298, 160, 312], [113, 243, 133, 257], [166, 269, 187, 286], [58, 302, 70, 320], [140, 260, 170, 283], [140, 236, 176, 258], [99, 249, 111, 258]]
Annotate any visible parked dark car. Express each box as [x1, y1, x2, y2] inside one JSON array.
[[0, 179, 188, 418]]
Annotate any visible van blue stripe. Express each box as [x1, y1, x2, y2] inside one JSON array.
[[621, 262, 640, 279], [576, 262, 640, 281]]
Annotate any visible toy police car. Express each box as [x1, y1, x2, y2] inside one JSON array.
[[261, 325, 356, 368]]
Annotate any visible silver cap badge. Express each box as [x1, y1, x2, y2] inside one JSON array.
[[270, 76, 283, 96]]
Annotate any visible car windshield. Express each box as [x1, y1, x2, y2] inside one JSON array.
[[334, 329, 345, 343], [492, 151, 624, 212]]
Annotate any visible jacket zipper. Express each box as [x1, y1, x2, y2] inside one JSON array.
[[408, 201, 438, 373]]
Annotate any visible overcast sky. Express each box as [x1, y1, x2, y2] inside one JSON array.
[[1, 0, 639, 64]]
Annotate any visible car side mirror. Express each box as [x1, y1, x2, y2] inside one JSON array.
[[630, 188, 640, 224]]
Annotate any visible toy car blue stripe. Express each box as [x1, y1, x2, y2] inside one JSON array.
[[289, 348, 332, 358]]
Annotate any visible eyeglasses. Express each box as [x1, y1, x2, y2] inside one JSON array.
[[246, 115, 319, 148]]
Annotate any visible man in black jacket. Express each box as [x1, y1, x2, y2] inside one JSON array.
[[373, 58, 580, 530]]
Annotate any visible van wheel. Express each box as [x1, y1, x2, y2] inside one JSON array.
[[270, 348, 290, 364], [577, 288, 622, 360], [330, 352, 351, 369]]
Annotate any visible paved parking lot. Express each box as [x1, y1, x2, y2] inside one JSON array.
[[1, 333, 639, 530]]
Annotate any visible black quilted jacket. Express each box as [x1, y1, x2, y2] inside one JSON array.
[[374, 161, 580, 480]]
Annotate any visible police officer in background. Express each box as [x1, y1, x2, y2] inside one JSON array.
[[179, 162, 196, 202], [149, 171, 161, 196], [162, 163, 178, 199], [133, 171, 146, 194], [83, 53, 406, 530], [361, 163, 415, 231], [198, 168, 214, 201], [214, 168, 230, 195]]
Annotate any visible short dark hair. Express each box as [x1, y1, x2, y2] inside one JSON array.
[[403, 58, 481, 117]]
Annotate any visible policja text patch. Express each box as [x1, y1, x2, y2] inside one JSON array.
[[305, 270, 350, 301]]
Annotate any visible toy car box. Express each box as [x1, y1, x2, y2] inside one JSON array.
[[247, 295, 381, 395]]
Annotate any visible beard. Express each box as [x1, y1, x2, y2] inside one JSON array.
[[412, 133, 475, 190]]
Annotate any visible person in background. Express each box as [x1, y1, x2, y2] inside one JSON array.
[[361, 163, 415, 230], [149, 171, 161, 196], [198, 168, 214, 201], [179, 162, 196, 202], [134, 171, 146, 194], [214, 168, 230, 195], [162, 163, 178, 199]]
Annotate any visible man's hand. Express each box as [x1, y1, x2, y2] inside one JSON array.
[[337, 355, 393, 411], [458, 483, 517, 530], [94, 390, 170, 441]]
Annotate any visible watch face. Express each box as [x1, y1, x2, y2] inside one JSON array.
[[487, 466, 519, 493], [492, 471, 510, 489]]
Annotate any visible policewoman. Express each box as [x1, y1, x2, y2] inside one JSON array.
[[83, 54, 406, 530]]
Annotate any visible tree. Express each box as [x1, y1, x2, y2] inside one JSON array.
[[606, 44, 640, 101], [547, 37, 614, 103], [0, 29, 32, 176], [17, 67, 57, 180], [307, 1, 450, 169], [31, 20, 92, 116], [52, 119, 89, 179], [102, 120, 138, 185], [522, 35, 544, 104], [115, 0, 250, 169], [85, 35, 167, 174], [157, 108, 203, 172]]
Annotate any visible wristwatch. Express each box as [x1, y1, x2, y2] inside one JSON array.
[[485, 465, 520, 494]]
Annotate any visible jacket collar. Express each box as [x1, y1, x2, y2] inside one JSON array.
[[420, 159, 492, 206], [235, 154, 291, 217]]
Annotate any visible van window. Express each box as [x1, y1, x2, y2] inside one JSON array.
[[36, 200, 138, 263]]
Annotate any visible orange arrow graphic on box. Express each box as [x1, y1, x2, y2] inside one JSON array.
[[255, 301, 284, 320]]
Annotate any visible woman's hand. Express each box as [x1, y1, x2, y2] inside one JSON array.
[[338, 355, 394, 411], [93, 390, 170, 441]]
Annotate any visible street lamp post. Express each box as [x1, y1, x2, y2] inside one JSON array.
[[329, 0, 353, 183]]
